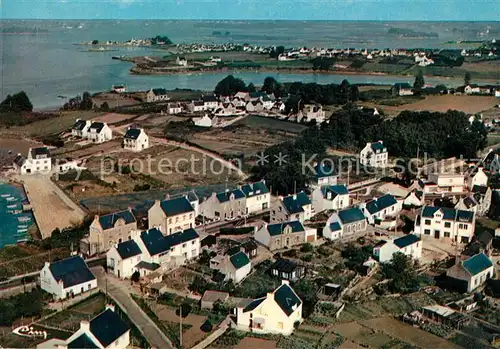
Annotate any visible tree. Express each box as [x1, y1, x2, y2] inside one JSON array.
[[189, 275, 211, 295], [131, 271, 140, 283], [464, 72, 471, 85], [214, 75, 247, 96], [0, 91, 33, 112], [80, 91, 93, 110], [100, 102, 110, 111], [269, 45, 285, 58], [413, 70, 425, 91], [340, 79, 351, 104], [350, 85, 360, 102], [261, 76, 285, 97], [247, 83, 256, 93], [91, 40, 99, 45]]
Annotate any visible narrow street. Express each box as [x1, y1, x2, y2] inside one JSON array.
[[91, 267, 174, 349]]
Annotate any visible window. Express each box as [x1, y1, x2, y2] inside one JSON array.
[[182, 243, 187, 248], [444, 222, 451, 228], [424, 229, 431, 235], [192, 240, 196, 245], [444, 232, 451, 238], [424, 219, 431, 225], [168, 218, 172, 224]]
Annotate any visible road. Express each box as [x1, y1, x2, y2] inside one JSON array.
[[92, 267, 174, 349]]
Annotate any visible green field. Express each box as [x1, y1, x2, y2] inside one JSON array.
[[237, 115, 308, 134]]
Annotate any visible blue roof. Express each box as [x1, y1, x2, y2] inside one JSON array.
[[274, 283, 302, 316], [462, 253, 493, 276], [116, 240, 142, 260], [243, 297, 265, 312], [393, 234, 421, 249], [321, 185, 349, 200], [421, 206, 474, 223], [90, 309, 130, 347], [365, 194, 397, 215], [49, 256, 95, 288], [124, 128, 142, 140], [338, 207, 366, 224], [230, 251, 251, 269], [68, 334, 98, 349], [314, 163, 338, 179], [329, 222, 342, 232], [160, 197, 194, 217], [267, 221, 305, 236], [98, 210, 136, 230], [370, 141, 386, 152], [216, 189, 246, 203], [240, 181, 269, 198], [140, 227, 199, 256], [282, 192, 311, 214]]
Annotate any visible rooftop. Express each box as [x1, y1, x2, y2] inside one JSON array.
[[124, 128, 143, 140], [159, 196, 194, 217], [282, 192, 311, 214], [462, 253, 493, 276], [229, 251, 251, 270], [89, 308, 130, 347], [115, 240, 142, 260], [393, 234, 421, 249], [48, 256, 95, 289], [338, 207, 366, 224], [267, 221, 305, 236], [98, 209, 136, 230]]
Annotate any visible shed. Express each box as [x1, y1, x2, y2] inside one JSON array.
[[201, 290, 230, 310]]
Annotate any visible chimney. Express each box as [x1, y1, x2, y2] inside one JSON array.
[[80, 320, 90, 331], [225, 188, 230, 193], [155, 199, 161, 206], [44, 261, 50, 268], [105, 304, 116, 312], [281, 280, 290, 286], [94, 214, 99, 221], [292, 194, 297, 200], [165, 193, 170, 200]]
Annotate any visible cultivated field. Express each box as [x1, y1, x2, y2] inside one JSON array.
[[364, 94, 499, 116], [0, 245, 68, 278], [0, 138, 43, 155], [234, 337, 277, 349]]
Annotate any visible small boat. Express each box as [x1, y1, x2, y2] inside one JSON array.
[[6, 197, 16, 201], [7, 204, 17, 208], [17, 239, 29, 243], [17, 229, 28, 233], [18, 216, 31, 222], [1, 194, 11, 198], [57, 95, 67, 99]]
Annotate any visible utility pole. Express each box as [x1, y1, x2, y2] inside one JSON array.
[[179, 305, 183, 348]]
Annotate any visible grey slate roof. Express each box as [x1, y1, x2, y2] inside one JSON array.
[[267, 221, 305, 236], [73, 119, 88, 131], [49, 256, 96, 288], [243, 297, 265, 312], [314, 163, 338, 178], [329, 222, 342, 232], [31, 147, 50, 159], [462, 253, 493, 276], [421, 206, 474, 223], [89, 122, 105, 133], [68, 334, 98, 349], [274, 283, 302, 316], [124, 128, 142, 140], [321, 185, 349, 200], [370, 141, 386, 153], [270, 258, 300, 273], [393, 234, 421, 249], [282, 192, 311, 214], [140, 227, 199, 256], [229, 251, 250, 269], [338, 207, 366, 224], [240, 181, 269, 198], [393, 83, 412, 90], [116, 240, 142, 260], [90, 309, 130, 347], [98, 210, 136, 230], [216, 189, 245, 203], [160, 197, 194, 217], [202, 95, 218, 102], [365, 194, 397, 215], [13, 155, 25, 167], [135, 261, 160, 271], [152, 88, 168, 96]]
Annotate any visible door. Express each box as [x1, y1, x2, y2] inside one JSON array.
[[117, 270, 121, 278], [434, 230, 440, 239]]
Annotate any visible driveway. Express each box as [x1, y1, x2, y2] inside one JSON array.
[[91, 267, 174, 349]]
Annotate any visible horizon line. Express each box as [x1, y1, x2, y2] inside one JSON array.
[[2, 18, 499, 22]]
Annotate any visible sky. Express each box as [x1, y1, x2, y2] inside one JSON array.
[[1, 0, 499, 21]]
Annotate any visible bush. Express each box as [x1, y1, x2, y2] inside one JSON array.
[[175, 303, 192, 318], [300, 254, 312, 262], [200, 319, 213, 332], [282, 249, 298, 258], [300, 243, 314, 253], [0, 289, 44, 325]]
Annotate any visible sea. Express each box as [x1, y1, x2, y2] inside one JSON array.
[[0, 183, 34, 248], [1, 19, 499, 109]]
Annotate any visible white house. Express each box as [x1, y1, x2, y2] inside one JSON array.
[[123, 128, 149, 152], [312, 184, 350, 214], [202, 95, 219, 110], [40, 256, 97, 300], [166, 102, 183, 114], [373, 234, 422, 263], [200, 188, 246, 220], [446, 253, 494, 292], [271, 192, 312, 224], [13, 147, 52, 175], [392, 83, 414, 96], [63, 305, 130, 349], [193, 114, 217, 128], [72, 119, 92, 138], [297, 104, 325, 124], [240, 181, 271, 214], [189, 101, 207, 113], [467, 167, 488, 189], [87, 122, 113, 143], [246, 101, 264, 113], [359, 194, 401, 224], [464, 84, 481, 95], [111, 84, 126, 93], [146, 88, 169, 103], [134, 227, 200, 276], [414, 206, 475, 244], [235, 280, 302, 335], [404, 190, 425, 207], [106, 239, 143, 279], [176, 56, 188, 66], [322, 207, 367, 241], [310, 163, 338, 187], [455, 185, 492, 217], [425, 172, 466, 193], [148, 196, 195, 234], [360, 141, 389, 168], [211, 251, 252, 283]]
